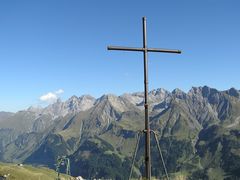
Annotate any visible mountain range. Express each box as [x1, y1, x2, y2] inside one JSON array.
[[0, 86, 239, 179]]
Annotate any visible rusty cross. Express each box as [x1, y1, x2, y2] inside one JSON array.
[[107, 17, 181, 180]]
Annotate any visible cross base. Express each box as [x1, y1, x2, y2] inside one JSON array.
[[128, 129, 170, 180]]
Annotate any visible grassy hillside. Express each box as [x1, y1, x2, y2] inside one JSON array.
[[0, 163, 73, 180]]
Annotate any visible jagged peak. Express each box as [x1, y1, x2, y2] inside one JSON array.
[[121, 92, 144, 101], [45, 99, 62, 109], [188, 86, 204, 96], [66, 95, 96, 104], [96, 94, 118, 106], [122, 91, 143, 96], [188, 86, 219, 96], [225, 87, 240, 98], [27, 105, 43, 112], [149, 88, 169, 96], [120, 92, 144, 108], [189, 86, 201, 93], [65, 95, 95, 111], [79, 94, 95, 100], [56, 98, 62, 103], [131, 92, 144, 96], [95, 94, 132, 113], [65, 96, 80, 106], [172, 88, 187, 99], [98, 94, 118, 101], [68, 95, 79, 101], [200, 86, 219, 97], [172, 88, 185, 94]]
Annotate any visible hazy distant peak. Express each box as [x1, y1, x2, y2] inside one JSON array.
[[96, 94, 130, 113], [120, 92, 144, 107], [65, 94, 96, 112], [149, 88, 169, 95], [172, 88, 187, 99], [189, 86, 200, 93], [65, 96, 80, 105], [68, 95, 79, 100], [0, 111, 14, 122], [172, 88, 185, 94], [27, 105, 43, 113], [98, 94, 118, 101], [10, 86, 240, 119], [189, 86, 240, 98], [225, 87, 240, 98], [200, 86, 219, 98], [39, 95, 96, 118], [188, 86, 219, 97], [79, 94, 95, 100], [131, 92, 144, 96], [65, 96, 80, 106]]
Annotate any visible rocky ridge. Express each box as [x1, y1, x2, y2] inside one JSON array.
[[0, 86, 239, 179]]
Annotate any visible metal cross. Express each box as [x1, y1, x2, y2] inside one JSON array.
[[107, 17, 181, 180]]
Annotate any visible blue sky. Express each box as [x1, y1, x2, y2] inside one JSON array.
[[0, 0, 240, 112]]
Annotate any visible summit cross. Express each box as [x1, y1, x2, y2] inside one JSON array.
[[107, 17, 181, 180]]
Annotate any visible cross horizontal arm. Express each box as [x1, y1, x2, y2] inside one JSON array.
[[147, 48, 181, 54], [107, 46, 143, 52], [107, 46, 181, 54]]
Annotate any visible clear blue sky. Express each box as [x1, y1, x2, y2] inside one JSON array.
[[0, 0, 240, 112]]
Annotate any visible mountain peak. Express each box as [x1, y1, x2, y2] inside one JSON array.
[[188, 86, 219, 97], [79, 94, 95, 100], [200, 86, 218, 97], [98, 94, 118, 101], [120, 92, 144, 107], [225, 87, 240, 98], [27, 105, 43, 113], [172, 88, 186, 99], [66, 95, 79, 104], [65, 94, 96, 112], [149, 88, 169, 96], [69, 95, 79, 100], [40, 95, 96, 118], [172, 88, 184, 93], [96, 94, 131, 113]]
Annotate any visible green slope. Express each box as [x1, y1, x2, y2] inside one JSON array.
[[0, 163, 72, 180]]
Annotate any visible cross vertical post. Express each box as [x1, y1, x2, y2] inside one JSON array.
[[107, 17, 181, 180], [142, 17, 151, 179]]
